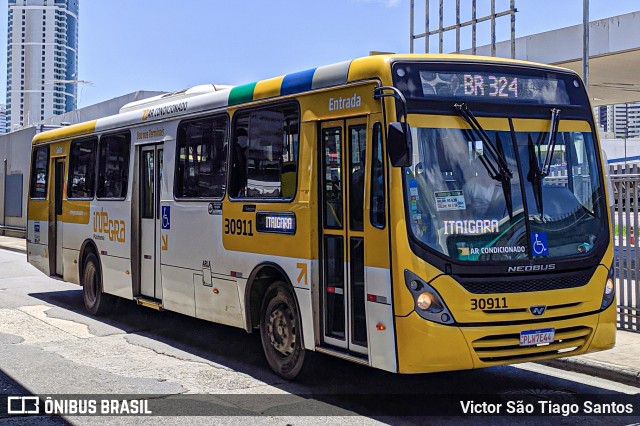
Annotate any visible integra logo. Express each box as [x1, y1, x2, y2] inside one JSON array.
[[507, 264, 556, 273], [142, 102, 188, 121]]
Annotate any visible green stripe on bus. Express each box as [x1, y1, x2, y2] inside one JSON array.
[[228, 83, 257, 106]]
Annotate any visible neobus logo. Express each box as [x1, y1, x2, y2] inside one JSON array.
[[507, 264, 556, 273], [142, 102, 188, 121]]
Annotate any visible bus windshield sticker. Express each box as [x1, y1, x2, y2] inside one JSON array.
[[457, 243, 471, 259], [458, 242, 527, 260], [531, 232, 549, 256], [409, 179, 418, 196], [434, 190, 466, 211], [443, 219, 498, 235]]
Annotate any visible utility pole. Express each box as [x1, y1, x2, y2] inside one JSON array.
[[583, 0, 589, 87]]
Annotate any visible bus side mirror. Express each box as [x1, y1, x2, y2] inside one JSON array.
[[387, 122, 412, 167]]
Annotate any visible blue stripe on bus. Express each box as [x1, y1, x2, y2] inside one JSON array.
[[281, 68, 316, 96]]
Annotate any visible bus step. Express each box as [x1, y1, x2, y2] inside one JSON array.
[[135, 297, 163, 311], [314, 346, 369, 366]]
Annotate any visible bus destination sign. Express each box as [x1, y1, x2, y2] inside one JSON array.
[[256, 212, 296, 235], [417, 70, 572, 105]]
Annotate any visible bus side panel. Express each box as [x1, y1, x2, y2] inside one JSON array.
[[365, 266, 397, 373], [159, 265, 196, 316], [61, 200, 90, 285], [194, 273, 244, 328], [61, 248, 80, 284], [27, 175, 51, 275], [85, 201, 133, 298], [101, 256, 133, 299], [27, 218, 50, 276], [160, 200, 215, 318]]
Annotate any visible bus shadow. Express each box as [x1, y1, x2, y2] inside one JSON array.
[[28, 289, 636, 421]]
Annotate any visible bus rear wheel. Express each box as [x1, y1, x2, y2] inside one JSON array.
[[259, 282, 306, 380], [82, 253, 115, 316]]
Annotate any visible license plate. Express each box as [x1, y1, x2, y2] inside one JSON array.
[[519, 328, 555, 346]]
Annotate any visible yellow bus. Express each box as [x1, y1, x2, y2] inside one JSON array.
[[27, 54, 615, 379]]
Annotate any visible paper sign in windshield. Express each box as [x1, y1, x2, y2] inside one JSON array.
[[435, 190, 466, 211]]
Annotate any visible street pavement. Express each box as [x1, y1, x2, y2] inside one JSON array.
[[0, 236, 640, 386], [0, 235, 638, 424], [1, 235, 638, 388]]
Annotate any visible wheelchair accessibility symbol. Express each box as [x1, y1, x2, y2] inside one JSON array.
[[162, 206, 170, 229], [531, 232, 548, 256]]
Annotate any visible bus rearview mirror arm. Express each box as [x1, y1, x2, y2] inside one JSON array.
[[374, 86, 412, 167]]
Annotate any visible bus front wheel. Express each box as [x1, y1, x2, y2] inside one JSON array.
[[82, 253, 115, 316], [259, 282, 306, 380]]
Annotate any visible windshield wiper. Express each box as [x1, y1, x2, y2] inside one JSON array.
[[528, 108, 562, 219], [454, 103, 512, 180], [540, 108, 561, 177], [454, 103, 514, 218], [527, 133, 545, 217]]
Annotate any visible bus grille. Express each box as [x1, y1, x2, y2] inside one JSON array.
[[456, 269, 595, 294], [471, 326, 592, 363]]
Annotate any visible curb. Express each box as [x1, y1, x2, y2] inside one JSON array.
[[540, 358, 640, 388], [0, 245, 27, 255]]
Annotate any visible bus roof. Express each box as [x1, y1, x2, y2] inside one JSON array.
[[33, 53, 576, 145]]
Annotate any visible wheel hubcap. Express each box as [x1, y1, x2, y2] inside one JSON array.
[[267, 304, 296, 356]]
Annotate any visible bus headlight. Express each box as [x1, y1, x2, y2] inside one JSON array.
[[600, 265, 615, 310], [404, 270, 454, 324], [416, 292, 433, 310]]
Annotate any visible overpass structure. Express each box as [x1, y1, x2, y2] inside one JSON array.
[[463, 11, 640, 107]]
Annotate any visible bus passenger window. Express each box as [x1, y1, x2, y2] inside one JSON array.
[[349, 125, 366, 231], [97, 132, 130, 199], [175, 115, 229, 199], [230, 104, 299, 200], [68, 138, 97, 199], [29, 145, 49, 199], [370, 122, 385, 228]]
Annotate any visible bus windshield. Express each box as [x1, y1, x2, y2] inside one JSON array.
[[404, 125, 607, 262]]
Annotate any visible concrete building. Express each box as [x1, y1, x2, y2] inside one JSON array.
[[0, 104, 6, 134], [462, 11, 640, 107], [595, 103, 640, 140], [6, 0, 79, 132]]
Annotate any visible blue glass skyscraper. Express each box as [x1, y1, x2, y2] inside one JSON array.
[[6, 0, 79, 132]]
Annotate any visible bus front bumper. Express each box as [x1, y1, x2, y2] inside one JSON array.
[[395, 303, 616, 373]]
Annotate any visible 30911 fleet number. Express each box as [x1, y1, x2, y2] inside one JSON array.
[[224, 218, 254, 236], [470, 297, 509, 310]]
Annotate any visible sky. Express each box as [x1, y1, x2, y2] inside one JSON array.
[[1, 0, 639, 108]]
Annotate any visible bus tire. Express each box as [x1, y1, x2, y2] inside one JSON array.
[[259, 282, 306, 380], [82, 253, 115, 316]]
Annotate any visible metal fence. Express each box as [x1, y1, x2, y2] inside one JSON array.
[[610, 164, 640, 332]]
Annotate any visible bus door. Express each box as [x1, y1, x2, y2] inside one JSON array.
[[320, 118, 368, 355], [50, 158, 65, 276], [139, 144, 163, 300]]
